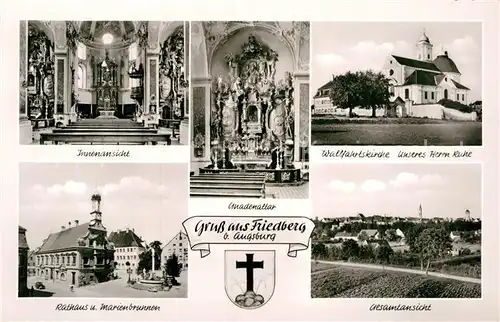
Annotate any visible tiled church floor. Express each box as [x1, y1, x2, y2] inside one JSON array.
[[266, 182, 309, 199], [30, 127, 179, 145]]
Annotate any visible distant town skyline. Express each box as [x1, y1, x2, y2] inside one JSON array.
[[313, 164, 481, 219], [19, 163, 187, 249], [312, 22, 482, 102]]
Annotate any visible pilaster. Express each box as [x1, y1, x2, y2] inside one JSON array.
[[145, 48, 160, 127], [293, 71, 309, 162], [191, 76, 211, 161], [19, 20, 32, 144]]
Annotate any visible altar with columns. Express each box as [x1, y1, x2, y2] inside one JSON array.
[[190, 21, 310, 183], [19, 21, 189, 145]]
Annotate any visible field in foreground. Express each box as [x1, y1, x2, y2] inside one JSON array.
[[311, 122, 482, 146], [311, 263, 481, 298]]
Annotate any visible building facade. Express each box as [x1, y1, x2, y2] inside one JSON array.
[[34, 194, 115, 287], [161, 231, 188, 270], [312, 82, 335, 115], [18, 226, 29, 297], [382, 31, 470, 105], [108, 228, 146, 271]]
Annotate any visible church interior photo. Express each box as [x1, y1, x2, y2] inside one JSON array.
[[19, 21, 189, 145], [190, 21, 310, 199]]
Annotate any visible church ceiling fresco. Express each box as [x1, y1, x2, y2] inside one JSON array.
[[79, 21, 136, 42]]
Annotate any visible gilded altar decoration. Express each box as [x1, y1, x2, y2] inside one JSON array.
[[27, 23, 55, 119], [159, 26, 186, 119], [211, 35, 294, 164]]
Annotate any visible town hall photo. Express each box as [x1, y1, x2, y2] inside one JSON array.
[[18, 163, 189, 298], [190, 21, 310, 199], [19, 21, 189, 145], [311, 22, 482, 146]]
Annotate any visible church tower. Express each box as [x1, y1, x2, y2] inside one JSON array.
[[418, 204, 423, 221], [416, 30, 433, 61], [90, 193, 103, 226]]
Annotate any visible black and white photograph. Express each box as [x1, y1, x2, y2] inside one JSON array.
[[311, 163, 482, 298], [311, 22, 482, 146], [18, 163, 188, 298], [19, 21, 189, 145], [190, 21, 310, 199]]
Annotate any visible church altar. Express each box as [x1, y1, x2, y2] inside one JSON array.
[[95, 50, 119, 119], [208, 35, 296, 172]]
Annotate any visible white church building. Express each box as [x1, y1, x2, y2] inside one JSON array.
[[313, 31, 475, 120], [383, 31, 470, 106]]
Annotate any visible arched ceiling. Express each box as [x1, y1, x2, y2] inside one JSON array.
[[79, 21, 136, 44]]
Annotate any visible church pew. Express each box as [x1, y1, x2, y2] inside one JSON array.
[[190, 188, 264, 198], [190, 180, 265, 187], [193, 175, 266, 182], [40, 132, 171, 145], [53, 128, 158, 133]]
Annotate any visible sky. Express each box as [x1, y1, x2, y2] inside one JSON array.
[[312, 22, 483, 101], [312, 163, 481, 219], [19, 163, 188, 249]]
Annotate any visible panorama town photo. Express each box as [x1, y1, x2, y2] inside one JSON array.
[[20, 21, 189, 145], [189, 21, 310, 199], [311, 163, 482, 298], [18, 163, 189, 298], [311, 22, 482, 146]]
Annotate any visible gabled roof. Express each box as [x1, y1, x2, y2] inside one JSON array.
[[162, 231, 188, 249], [404, 70, 441, 86], [109, 229, 145, 248], [451, 79, 470, 90], [38, 222, 91, 253], [314, 81, 334, 98], [392, 55, 441, 72]]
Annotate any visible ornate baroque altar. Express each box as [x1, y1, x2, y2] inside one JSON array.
[[211, 35, 295, 170]]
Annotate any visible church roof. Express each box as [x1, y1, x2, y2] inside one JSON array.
[[433, 54, 461, 74], [38, 222, 91, 254], [392, 55, 441, 72], [109, 229, 145, 248], [451, 79, 470, 90], [404, 70, 440, 86]]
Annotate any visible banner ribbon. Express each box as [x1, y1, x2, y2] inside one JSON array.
[[182, 216, 315, 258]]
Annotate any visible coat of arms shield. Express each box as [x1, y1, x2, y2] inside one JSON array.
[[224, 250, 275, 309]]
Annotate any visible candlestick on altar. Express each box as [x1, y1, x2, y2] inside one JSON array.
[[214, 150, 219, 169]]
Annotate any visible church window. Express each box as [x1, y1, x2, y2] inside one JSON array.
[[457, 94, 459, 101], [445, 77, 448, 82], [404, 88, 410, 99], [72, 255, 76, 265], [431, 92, 434, 100], [179, 243, 182, 246], [462, 94, 465, 101], [427, 54, 430, 59], [389, 69, 394, 76], [129, 43, 138, 61], [390, 60, 392, 64], [77, 43, 86, 60], [444, 89, 448, 99], [77, 65, 86, 89], [424, 91, 428, 99]]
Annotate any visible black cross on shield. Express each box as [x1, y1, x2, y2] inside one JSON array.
[[224, 250, 276, 309]]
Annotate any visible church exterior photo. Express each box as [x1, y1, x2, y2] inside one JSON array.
[[313, 31, 477, 121], [383, 31, 470, 109]]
